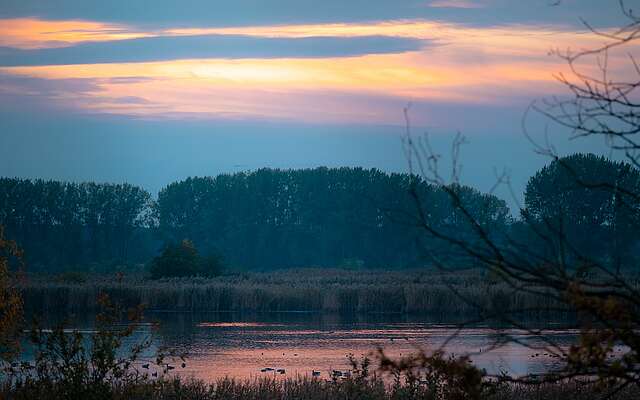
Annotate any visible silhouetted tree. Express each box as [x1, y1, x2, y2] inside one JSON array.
[[523, 153, 640, 267], [0, 179, 157, 271], [149, 239, 222, 279], [156, 168, 510, 270], [396, 2, 640, 396], [0, 171, 511, 272]]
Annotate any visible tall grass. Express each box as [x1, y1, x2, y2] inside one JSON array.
[[4, 375, 638, 400], [16, 268, 591, 316]]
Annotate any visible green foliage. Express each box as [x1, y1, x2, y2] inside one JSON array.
[[522, 154, 640, 266], [150, 240, 222, 279], [0, 178, 157, 272], [377, 348, 488, 400], [157, 167, 510, 270], [2, 293, 175, 400], [0, 169, 512, 273]]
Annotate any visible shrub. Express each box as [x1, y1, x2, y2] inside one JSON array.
[[2, 293, 177, 400], [0, 225, 23, 362], [149, 240, 222, 279]]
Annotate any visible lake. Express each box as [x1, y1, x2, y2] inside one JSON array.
[[22, 312, 578, 381]]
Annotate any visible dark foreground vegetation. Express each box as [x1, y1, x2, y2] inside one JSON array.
[[4, 375, 640, 400]]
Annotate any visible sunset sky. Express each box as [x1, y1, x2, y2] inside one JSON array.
[[0, 1, 628, 207]]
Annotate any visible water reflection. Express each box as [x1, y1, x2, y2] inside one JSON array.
[[23, 312, 577, 381]]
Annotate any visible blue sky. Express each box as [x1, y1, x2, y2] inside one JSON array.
[[0, 0, 629, 208]]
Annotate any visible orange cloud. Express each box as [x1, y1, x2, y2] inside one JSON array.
[[0, 17, 608, 57], [0, 51, 564, 123], [0, 18, 151, 49], [0, 52, 558, 92], [0, 18, 633, 124]]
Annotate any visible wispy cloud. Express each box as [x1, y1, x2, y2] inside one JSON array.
[[0, 17, 632, 124], [427, 0, 484, 9], [0, 51, 562, 124], [0, 18, 151, 49]]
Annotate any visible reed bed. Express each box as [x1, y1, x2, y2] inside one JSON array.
[[17, 268, 580, 317]]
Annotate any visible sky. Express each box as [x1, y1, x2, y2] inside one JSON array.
[[0, 0, 632, 209]]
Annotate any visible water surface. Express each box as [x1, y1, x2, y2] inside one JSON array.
[[24, 312, 577, 381]]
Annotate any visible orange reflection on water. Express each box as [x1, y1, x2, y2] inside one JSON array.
[[147, 323, 575, 382], [197, 322, 286, 328]]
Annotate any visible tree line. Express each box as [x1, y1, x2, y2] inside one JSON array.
[[0, 179, 156, 271], [0, 153, 638, 272], [156, 167, 510, 270], [521, 153, 640, 270]]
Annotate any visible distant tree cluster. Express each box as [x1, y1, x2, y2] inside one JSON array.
[[0, 157, 636, 273], [521, 154, 640, 269], [156, 167, 510, 270], [0, 179, 156, 271]]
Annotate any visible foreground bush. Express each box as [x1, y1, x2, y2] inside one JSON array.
[[3, 375, 639, 400], [1, 294, 178, 400]]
